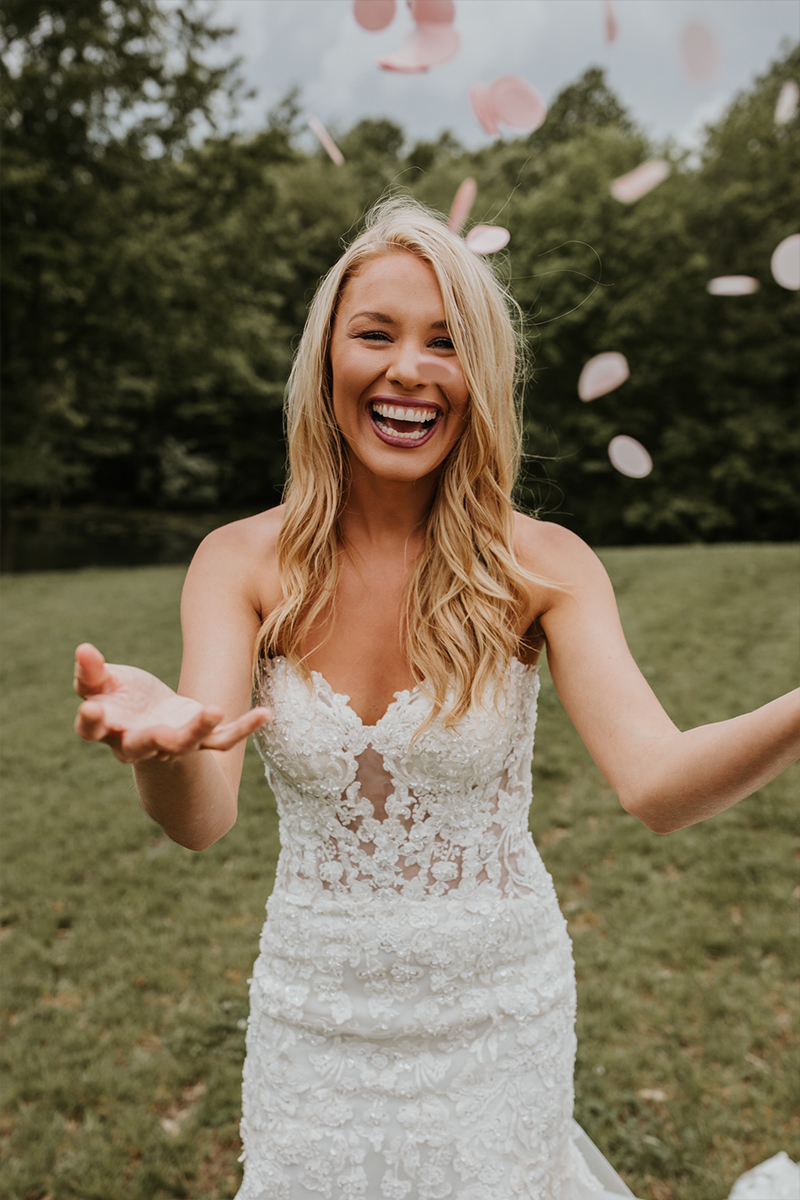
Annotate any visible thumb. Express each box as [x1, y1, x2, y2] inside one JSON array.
[[74, 643, 110, 695]]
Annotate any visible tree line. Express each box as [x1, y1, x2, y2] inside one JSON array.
[[2, 0, 798, 558]]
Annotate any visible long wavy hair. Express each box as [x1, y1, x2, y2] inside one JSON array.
[[255, 196, 555, 731]]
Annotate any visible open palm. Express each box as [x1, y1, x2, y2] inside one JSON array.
[[73, 643, 269, 763]]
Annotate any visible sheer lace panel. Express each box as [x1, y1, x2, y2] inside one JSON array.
[[254, 656, 543, 904]]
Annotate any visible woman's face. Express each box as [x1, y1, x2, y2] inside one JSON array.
[[329, 250, 470, 485]]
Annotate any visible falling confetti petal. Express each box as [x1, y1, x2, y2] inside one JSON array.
[[706, 276, 760, 296], [306, 115, 344, 165], [418, 357, 458, 384], [489, 76, 547, 133], [465, 224, 511, 255], [770, 234, 800, 290], [604, 0, 618, 44], [469, 82, 500, 136], [378, 21, 460, 71], [448, 177, 476, 233], [679, 22, 719, 85], [610, 160, 670, 204], [775, 80, 799, 125], [378, 52, 427, 73], [578, 352, 629, 402], [408, 0, 455, 23], [608, 435, 652, 479], [353, 0, 396, 30]]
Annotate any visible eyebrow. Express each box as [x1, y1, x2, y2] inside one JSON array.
[[349, 310, 449, 330]]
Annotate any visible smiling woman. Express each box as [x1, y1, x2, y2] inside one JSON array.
[[73, 197, 800, 1200], [330, 253, 469, 459]]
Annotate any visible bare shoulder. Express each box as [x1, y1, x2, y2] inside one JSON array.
[[196, 505, 284, 561], [185, 505, 285, 617], [512, 513, 611, 613]]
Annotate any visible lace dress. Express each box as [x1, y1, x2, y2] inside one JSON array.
[[235, 656, 796, 1200]]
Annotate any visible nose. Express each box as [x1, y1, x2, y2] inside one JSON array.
[[387, 340, 427, 390]]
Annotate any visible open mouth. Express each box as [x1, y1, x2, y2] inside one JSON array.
[[368, 400, 442, 447]]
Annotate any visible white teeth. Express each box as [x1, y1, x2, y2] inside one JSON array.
[[371, 401, 438, 423]]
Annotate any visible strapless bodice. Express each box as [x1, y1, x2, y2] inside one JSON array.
[[253, 655, 547, 905]]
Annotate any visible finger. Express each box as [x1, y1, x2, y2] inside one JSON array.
[[120, 709, 222, 761], [200, 707, 273, 751], [74, 643, 111, 697], [74, 700, 109, 742]]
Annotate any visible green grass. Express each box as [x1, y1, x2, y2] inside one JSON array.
[[1, 544, 798, 1200]]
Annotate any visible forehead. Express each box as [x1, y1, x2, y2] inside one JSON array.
[[338, 250, 444, 313]]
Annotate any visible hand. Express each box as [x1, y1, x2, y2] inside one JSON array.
[[73, 643, 271, 764]]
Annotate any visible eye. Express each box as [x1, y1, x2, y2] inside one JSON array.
[[430, 336, 455, 350], [356, 330, 391, 342]]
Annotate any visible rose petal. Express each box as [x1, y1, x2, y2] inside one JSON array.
[[489, 75, 547, 133], [610, 160, 670, 204], [353, 0, 396, 31], [448, 177, 476, 233], [578, 352, 629, 402], [604, 0, 618, 44], [469, 82, 500, 136], [770, 233, 800, 291], [408, 0, 455, 24], [306, 115, 344, 165], [679, 21, 719, 85], [706, 276, 760, 296], [465, 224, 510, 255], [775, 80, 799, 126], [608, 435, 652, 479], [378, 53, 428, 73], [418, 357, 458, 384], [378, 21, 459, 71]]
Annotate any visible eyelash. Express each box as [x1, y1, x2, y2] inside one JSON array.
[[357, 332, 454, 350]]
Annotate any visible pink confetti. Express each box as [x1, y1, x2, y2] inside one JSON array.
[[418, 357, 458, 384], [679, 22, 719, 85], [448, 177, 476, 233], [465, 225, 510, 255], [489, 76, 547, 133], [306, 115, 344, 165], [408, 0, 455, 23], [379, 52, 428, 73], [577, 352, 629, 402], [706, 276, 760, 297], [608, 435, 652, 479], [353, 0, 396, 30], [775, 80, 799, 125], [604, 0, 618, 44], [378, 21, 460, 71], [610, 160, 670, 204], [770, 234, 800, 291], [469, 83, 500, 136]]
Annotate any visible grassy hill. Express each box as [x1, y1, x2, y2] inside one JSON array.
[[1, 543, 797, 1200]]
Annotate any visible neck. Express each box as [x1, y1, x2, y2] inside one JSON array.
[[338, 459, 439, 550]]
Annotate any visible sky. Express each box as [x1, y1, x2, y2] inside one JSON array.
[[206, 0, 799, 152]]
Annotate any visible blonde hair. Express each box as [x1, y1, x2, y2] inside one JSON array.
[[256, 196, 551, 731]]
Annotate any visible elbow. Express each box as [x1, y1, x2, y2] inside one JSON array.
[[618, 790, 681, 835], [165, 817, 237, 852]]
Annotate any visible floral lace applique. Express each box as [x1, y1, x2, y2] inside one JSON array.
[[237, 656, 591, 1200]]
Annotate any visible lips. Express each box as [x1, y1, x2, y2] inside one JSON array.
[[367, 397, 443, 448]]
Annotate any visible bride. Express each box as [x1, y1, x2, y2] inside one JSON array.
[[74, 199, 799, 1200]]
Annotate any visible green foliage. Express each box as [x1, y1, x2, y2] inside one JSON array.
[[0, 0, 247, 508], [1, 544, 797, 1198], [1, 4, 798, 545]]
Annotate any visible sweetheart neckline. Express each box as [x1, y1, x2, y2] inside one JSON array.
[[268, 654, 539, 730]]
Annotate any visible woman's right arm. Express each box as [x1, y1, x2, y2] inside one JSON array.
[[74, 519, 276, 850]]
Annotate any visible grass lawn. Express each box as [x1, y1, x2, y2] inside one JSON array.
[[1, 543, 798, 1200]]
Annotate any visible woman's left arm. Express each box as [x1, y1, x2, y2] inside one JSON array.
[[525, 521, 800, 834]]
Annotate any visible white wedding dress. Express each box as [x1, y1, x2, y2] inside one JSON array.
[[234, 655, 797, 1200]]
